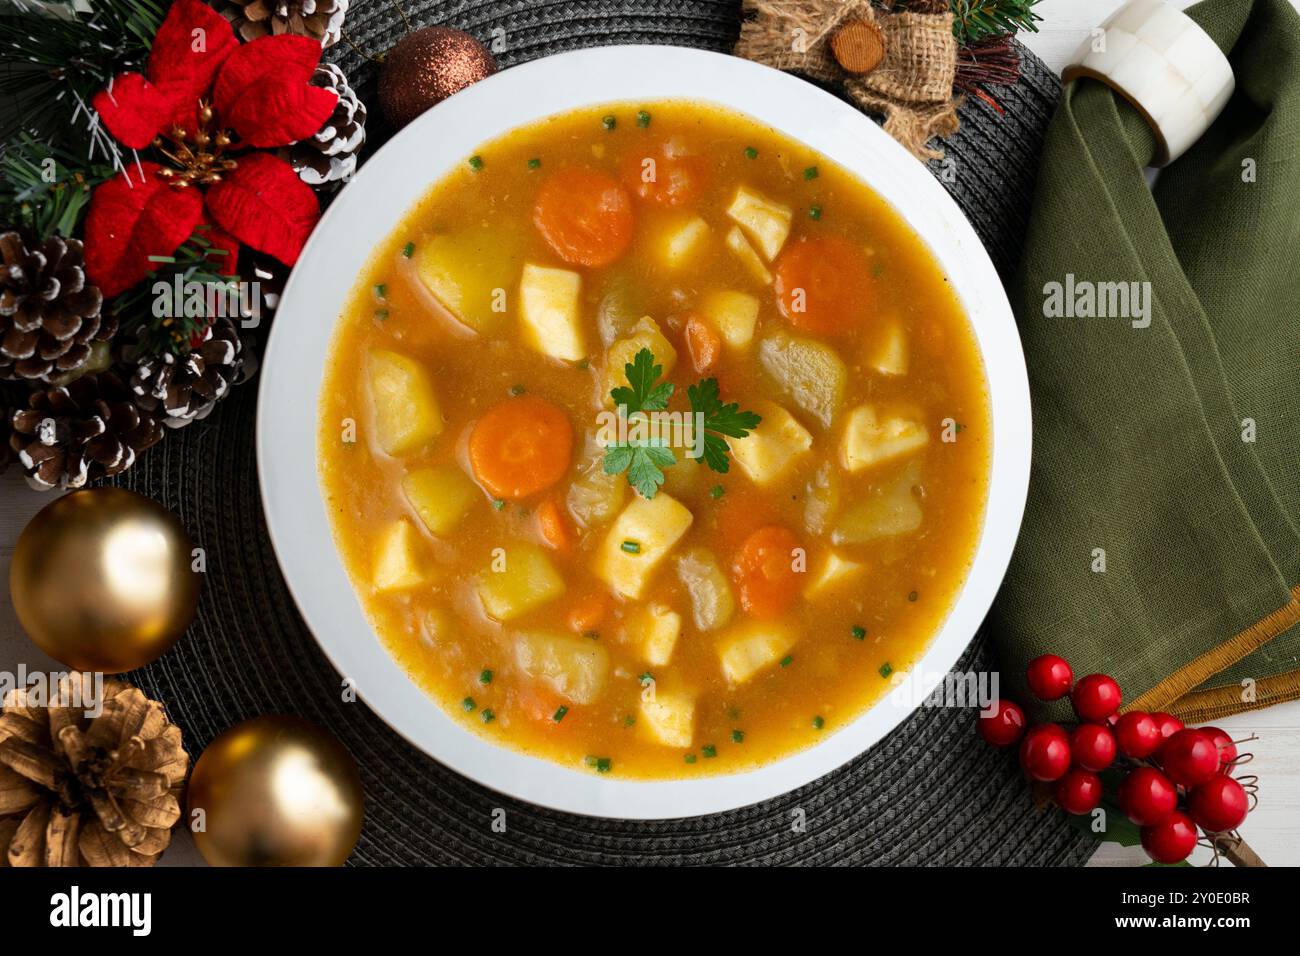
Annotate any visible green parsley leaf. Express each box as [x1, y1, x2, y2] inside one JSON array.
[[611, 348, 674, 414], [686, 377, 762, 474]]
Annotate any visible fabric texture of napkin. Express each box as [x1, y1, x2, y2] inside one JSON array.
[[991, 0, 1300, 720]]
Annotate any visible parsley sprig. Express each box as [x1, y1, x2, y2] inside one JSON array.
[[602, 348, 761, 498]]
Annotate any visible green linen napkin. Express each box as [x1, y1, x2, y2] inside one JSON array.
[[991, 0, 1300, 720]]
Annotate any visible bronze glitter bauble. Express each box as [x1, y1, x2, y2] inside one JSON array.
[[187, 715, 364, 867], [378, 26, 497, 130], [9, 488, 201, 673]]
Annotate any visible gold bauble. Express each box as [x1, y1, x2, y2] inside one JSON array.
[[378, 26, 497, 130], [187, 715, 364, 867], [9, 488, 200, 673]]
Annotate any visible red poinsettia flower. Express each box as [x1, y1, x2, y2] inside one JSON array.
[[85, 0, 338, 297]]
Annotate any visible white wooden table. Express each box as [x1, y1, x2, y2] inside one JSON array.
[[1, 0, 1294, 867]]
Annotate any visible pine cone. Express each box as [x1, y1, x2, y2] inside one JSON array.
[[10, 370, 163, 491], [283, 63, 367, 188], [0, 231, 115, 382], [0, 675, 188, 867], [127, 317, 250, 428], [213, 0, 349, 47]]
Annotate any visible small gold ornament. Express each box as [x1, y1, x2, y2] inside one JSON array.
[[378, 26, 497, 130], [187, 715, 363, 867], [9, 488, 201, 673]]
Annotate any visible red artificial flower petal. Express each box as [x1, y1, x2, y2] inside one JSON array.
[[92, 73, 174, 150], [211, 35, 338, 148], [84, 163, 205, 298], [204, 153, 319, 266], [146, 0, 239, 134]]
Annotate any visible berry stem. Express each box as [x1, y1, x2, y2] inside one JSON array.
[[1209, 833, 1266, 867]]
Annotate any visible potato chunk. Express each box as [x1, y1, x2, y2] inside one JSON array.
[[372, 518, 428, 592], [413, 229, 519, 334], [718, 621, 797, 684], [601, 317, 677, 406], [675, 547, 735, 631], [624, 604, 683, 667], [476, 543, 565, 621], [519, 263, 586, 362], [367, 349, 443, 456], [729, 401, 812, 486], [758, 331, 848, 428], [833, 462, 924, 545], [726, 186, 792, 260], [724, 226, 772, 285], [659, 215, 709, 268], [639, 691, 695, 748], [840, 404, 929, 472], [401, 465, 478, 536], [514, 630, 609, 705], [700, 290, 760, 349], [594, 492, 694, 599], [868, 319, 908, 376], [804, 550, 866, 599]]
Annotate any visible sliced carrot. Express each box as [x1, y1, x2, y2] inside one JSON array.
[[533, 167, 634, 267], [469, 395, 573, 500], [732, 525, 803, 619], [566, 592, 610, 635], [773, 234, 872, 336], [620, 147, 707, 207], [683, 315, 722, 374], [514, 684, 567, 724], [536, 496, 574, 553]]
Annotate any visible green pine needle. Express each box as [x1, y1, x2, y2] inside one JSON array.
[[951, 0, 1043, 45]]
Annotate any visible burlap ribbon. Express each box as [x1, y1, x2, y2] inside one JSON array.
[[735, 0, 960, 160]]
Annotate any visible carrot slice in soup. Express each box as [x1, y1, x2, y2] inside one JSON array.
[[620, 147, 707, 207], [732, 525, 803, 619], [533, 167, 635, 267], [773, 234, 871, 336], [684, 315, 722, 374], [536, 496, 574, 553], [469, 395, 573, 499], [566, 592, 610, 634]]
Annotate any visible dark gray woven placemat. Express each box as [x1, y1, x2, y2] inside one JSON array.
[[112, 0, 1094, 865]]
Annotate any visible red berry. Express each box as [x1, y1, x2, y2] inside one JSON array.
[[1188, 776, 1249, 833], [1071, 673, 1122, 722], [1202, 726, 1237, 772], [979, 699, 1027, 748], [1114, 711, 1162, 759], [1069, 723, 1117, 771], [1158, 729, 1221, 788], [1151, 711, 1184, 742], [1140, 810, 1199, 864], [1054, 768, 1103, 815], [1025, 654, 1074, 701], [1019, 723, 1072, 782], [1118, 766, 1178, 826]]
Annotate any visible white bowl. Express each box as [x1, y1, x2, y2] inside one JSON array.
[[258, 45, 1031, 819]]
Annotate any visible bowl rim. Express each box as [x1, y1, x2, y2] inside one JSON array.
[[257, 43, 1032, 820]]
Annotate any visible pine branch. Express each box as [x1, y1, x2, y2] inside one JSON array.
[[0, 131, 113, 238], [951, 0, 1043, 45]]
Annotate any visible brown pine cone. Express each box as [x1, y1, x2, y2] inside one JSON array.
[[127, 317, 250, 428], [282, 63, 367, 188], [0, 675, 188, 867], [212, 0, 349, 47], [9, 370, 163, 491], [0, 231, 115, 382]]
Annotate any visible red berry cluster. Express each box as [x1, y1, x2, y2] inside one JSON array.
[[978, 655, 1251, 864]]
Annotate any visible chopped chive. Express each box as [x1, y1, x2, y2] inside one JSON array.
[[879, 662, 893, 679], [576, 357, 590, 370], [731, 729, 745, 744], [602, 115, 616, 130], [374, 282, 388, 298], [527, 157, 541, 169], [583, 630, 600, 641], [510, 383, 525, 396], [374, 308, 389, 321], [401, 241, 415, 258], [639, 672, 654, 685], [702, 744, 717, 758], [481, 708, 495, 723], [553, 705, 569, 723], [710, 484, 725, 500], [623, 714, 636, 727], [803, 165, 819, 180], [908, 590, 919, 602], [462, 697, 476, 712], [809, 205, 822, 221], [872, 261, 884, 278], [684, 753, 697, 764], [851, 625, 866, 640], [636, 110, 651, 127], [594, 757, 612, 773], [585, 755, 597, 767], [744, 146, 758, 159], [492, 499, 505, 511], [812, 715, 825, 730], [479, 669, 493, 684], [621, 539, 641, 554], [468, 154, 483, 170], [779, 654, 793, 667]]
